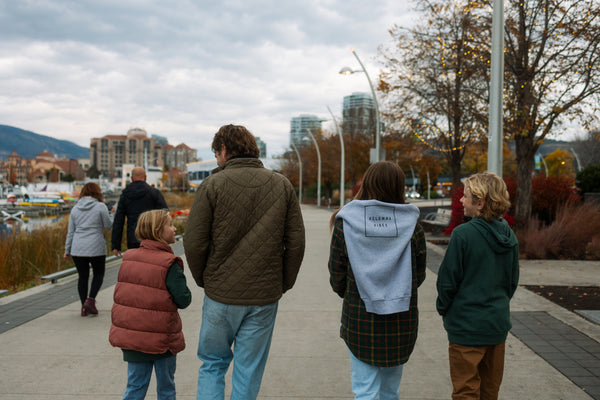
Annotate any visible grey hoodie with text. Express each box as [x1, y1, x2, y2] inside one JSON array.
[[335, 199, 420, 314]]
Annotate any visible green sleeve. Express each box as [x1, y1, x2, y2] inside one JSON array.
[[412, 223, 427, 287], [166, 262, 192, 309], [436, 231, 463, 316]]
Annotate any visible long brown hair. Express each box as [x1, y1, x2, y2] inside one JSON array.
[[79, 182, 103, 202], [330, 161, 406, 229]]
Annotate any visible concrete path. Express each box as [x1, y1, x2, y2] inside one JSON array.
[[0, 205, 598, 399]]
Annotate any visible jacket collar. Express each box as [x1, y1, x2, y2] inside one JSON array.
[[213, 157, 263, 174], [139, 239, 174, 254]]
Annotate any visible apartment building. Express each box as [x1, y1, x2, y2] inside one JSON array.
[[90, 128, 197, 179]]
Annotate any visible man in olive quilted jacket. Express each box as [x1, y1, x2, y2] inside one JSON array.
[[184, 124, 305, 400]]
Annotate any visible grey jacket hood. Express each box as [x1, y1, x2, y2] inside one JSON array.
[[65, 197, 112, 256], [471, 217, 518, 254], [74, 196, 100, 211]]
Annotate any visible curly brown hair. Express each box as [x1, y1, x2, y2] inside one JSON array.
[[211, 124, 260, 158], [79, 182, 103, 202]]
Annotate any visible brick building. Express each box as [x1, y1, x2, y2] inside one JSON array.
[[0, 151, 84, 184], [90, 128, 197, 179]]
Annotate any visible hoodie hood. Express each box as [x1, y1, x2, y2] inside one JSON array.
[[335, 199, 420, 314], [75, 196, 101, 211], [470, 217, 518, 254], [124, 181, 152, 200]]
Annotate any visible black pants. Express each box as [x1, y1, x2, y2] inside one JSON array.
[[72, 256, 106, 305]]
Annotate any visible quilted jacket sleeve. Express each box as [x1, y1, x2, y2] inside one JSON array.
[[282, 183, 305, 292], [183, 183, 214, 288]]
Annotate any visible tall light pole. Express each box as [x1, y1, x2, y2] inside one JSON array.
[[305, 129, 322, 207], [570, 147, 582, 172], [327, 106, 345, 207], [339, 48, 382, 163], [536, 152, 549, 177], [487, 0, 504, 176], [291, 143, 303, 204]]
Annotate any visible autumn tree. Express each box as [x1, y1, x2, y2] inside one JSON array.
[[416, 155, 443, 193], [378, 0, 490, 189], [544, 149, 576, 178], [86, 165, 101, 179], [461, 137, 489, 175], [382, 127, 443, 191], [503, 0, 600, 223], [461, 139, 517, 177]]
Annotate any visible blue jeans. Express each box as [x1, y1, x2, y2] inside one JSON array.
[[123, 355, 177, 400], [349, 349, 404, 400], [196, 296, 278, 400]]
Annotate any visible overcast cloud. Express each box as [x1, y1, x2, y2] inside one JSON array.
[[0, 0, 418, 160]]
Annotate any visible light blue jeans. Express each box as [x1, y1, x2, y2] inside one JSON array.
[[196, 296, 278, 400], [123, 355, 177, 400], [349, 349, 404, 400]]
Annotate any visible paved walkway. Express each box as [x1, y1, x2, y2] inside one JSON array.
[[0, 205, 598, 399]]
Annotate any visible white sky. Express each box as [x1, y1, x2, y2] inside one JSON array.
[[0, 0, 419, 160]]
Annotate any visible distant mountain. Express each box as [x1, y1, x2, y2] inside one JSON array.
[[0, 125, 89, 160]]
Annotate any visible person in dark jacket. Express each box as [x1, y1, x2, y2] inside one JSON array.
[[328, 161, 427, 399], [436, 172, 519, 400], [111, 167, 167, 256], [184, 124, 305, 400]]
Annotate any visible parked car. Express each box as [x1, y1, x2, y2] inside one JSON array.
[[406, 190, 421, 199]]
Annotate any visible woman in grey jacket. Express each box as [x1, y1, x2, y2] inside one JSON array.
[[64, 182, 112, 316]]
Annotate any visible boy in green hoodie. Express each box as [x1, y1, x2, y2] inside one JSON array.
[[436, 172, 519, 400]]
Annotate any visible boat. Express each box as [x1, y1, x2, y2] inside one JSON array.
[[18, 192, 65, 207]]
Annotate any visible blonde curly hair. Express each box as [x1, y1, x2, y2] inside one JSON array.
[[464, 172, 511, 221]]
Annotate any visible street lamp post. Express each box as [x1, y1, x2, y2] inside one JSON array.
[[536, 152, 549, 177], [327, 106, 345, 207], [291, 143, 303, 204], [339, 48, 382, 163], [570, 147, 582, 172], [487, 0, 505, 176], [305, 129, 322, 207]]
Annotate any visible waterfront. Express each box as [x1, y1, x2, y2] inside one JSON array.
[[0, 213, 66, 237]]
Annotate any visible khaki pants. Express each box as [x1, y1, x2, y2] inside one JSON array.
[[448, 342, 505, 400]]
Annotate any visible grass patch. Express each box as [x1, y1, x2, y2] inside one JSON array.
[[0, 192, 195, 293], [516, 201, 600, 260]]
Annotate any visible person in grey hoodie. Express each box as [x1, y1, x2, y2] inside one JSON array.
[[64, 182, 112, 316], [328, 161, 427, 399]]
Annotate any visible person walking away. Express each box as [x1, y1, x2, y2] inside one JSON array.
[[64, 182, 112, 316], [328, 161, 427, 400], [184, 124, 305, 400], [109, 209, 191, 400], [436, 172, 519, 400], [112, 167, 167, 256]]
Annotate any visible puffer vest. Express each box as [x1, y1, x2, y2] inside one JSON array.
[[109, 240, 185, 355]]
